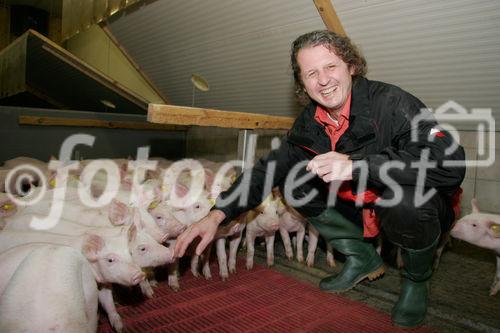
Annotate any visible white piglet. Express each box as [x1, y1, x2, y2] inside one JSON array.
[[244, 195, 282, 270], [450, 199, 500, 296], [0, 244, 98, 333]]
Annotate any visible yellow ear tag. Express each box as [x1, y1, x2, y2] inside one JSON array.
[[148, 200, 159, 210], [491, 224, 500, 233], [209, 198, 216, 206], [2, 204, 13, 210], [49, 179, 57, 188], [231, 175, 237, 183]]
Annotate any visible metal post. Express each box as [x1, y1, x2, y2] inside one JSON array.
[[237, 129, 258, 173]]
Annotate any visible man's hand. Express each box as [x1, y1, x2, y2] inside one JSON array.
[[174, 209, 226, 257], [306, 151, 353, 182]]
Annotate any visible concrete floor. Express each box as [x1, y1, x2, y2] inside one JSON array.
[[252, 240, 500, 333]]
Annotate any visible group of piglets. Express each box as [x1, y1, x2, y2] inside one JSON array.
[[0, 156, 332, 333]]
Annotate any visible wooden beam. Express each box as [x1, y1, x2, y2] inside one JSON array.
[[100, 23, 171, 104], [19, 115, 188, 131], [148, 104, 295, 130], [28, 29, 149, 111], [313, 0, 346, 36]]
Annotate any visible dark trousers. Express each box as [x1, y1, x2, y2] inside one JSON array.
[[330, 185, 455, 250], [374, 186, 455, 249]]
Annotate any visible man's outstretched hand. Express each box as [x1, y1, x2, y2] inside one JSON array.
[[307, 151, 352, 182], [174, 209, 226, 257]]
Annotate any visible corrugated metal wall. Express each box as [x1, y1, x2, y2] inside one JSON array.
[[108, 0, 324, 117], [339, 0, 500, 122], [108, 0, 500, 123]]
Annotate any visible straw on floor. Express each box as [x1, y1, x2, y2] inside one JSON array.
[[98, 260, 435, 333]]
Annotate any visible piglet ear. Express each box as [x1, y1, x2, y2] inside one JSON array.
[[108, 199, 128, 226], [128, 223, 138, 242], [487, 222, 500, 238], [204, 169, 215, 190], [0, 200, 17, 217], [146, 169, 160, 180], [271, 187, 282, 200], [471, 198, 480, 213], [173, 183, 189, 198], [119, 161, 128, 178], [131, 208, 145, 229], [47, 171, 57, 188], [82, 234, 104, 262]]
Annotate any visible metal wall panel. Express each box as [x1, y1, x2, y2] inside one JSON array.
[[108, 0, 325, 117], [108, 0, 500, 125], [335, 0, 500, 123]]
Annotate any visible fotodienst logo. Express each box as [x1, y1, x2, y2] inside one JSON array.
[[411, 100, 495, 168]]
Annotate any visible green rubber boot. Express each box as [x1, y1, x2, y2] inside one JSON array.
[[392, 238, 438, 328], [308, 208, 384, 293]]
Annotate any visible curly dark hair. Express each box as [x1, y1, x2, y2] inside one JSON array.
[[291, 30, 367, 105]]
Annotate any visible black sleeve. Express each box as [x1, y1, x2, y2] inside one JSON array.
[[212, 139, 299, 225], [353, 94, 466, 193]]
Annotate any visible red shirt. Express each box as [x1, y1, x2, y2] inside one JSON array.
[[313, 92, 381, 238], [314, 92, 351, 151]]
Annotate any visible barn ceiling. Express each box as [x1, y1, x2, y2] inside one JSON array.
[[105, 0, 500, 128]]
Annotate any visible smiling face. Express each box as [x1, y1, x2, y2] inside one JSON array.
[[297, 44, 354, 116]]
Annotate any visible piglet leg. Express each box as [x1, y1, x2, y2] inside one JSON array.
[[279, 227, 294, 261], [216, 238, 229, 281], [265, 234, 275, 267], [306, 224, 319, 267], [296, 225, 306, 263], [98, 286, 123, 333], [228, 232, 243, 274], [490, 255, 500, 296]]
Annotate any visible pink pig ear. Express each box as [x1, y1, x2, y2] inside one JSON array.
[[173, 183, 189, 198], [119, 161, 128, 177], [204, 168, 215, 190], [131, 208, 145, 229], [82, 234, 105, 262], [47, 171, 57, 188], [0, 200, 17, 217], [488, 222, 500, 238], [471, 198, 480, 213], [146, 169, 160, 180], [127, 223, 138, 242], [271, 187, 282, 200], [108, 199, 129, 225]]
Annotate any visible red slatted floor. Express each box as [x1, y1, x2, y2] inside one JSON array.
[[98, 260, 435, 333]]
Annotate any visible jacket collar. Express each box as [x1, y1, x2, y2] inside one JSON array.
[[288, 77, 376, 154], [335, 77, 377, 153], [351, 77, 370, 116]]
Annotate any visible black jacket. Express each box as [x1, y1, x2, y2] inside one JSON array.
[[214, 77, 466, 224]]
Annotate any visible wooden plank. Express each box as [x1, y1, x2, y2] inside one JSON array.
[[148, 104, 295, 130], [313, 0, 346, 36], [19, 115, 188, 131]]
